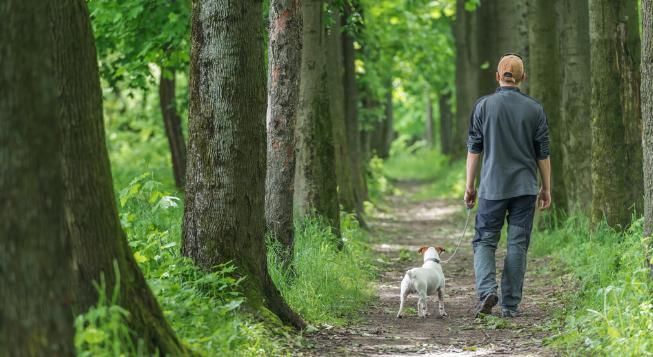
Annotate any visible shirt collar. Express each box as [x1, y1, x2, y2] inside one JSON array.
[[496, 86, 521, 92]]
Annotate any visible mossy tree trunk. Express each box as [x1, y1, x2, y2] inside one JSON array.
[[159, 68, 187, 191], [558, 0, 592, 213], [589, 0, 643, 228], [0, 1, 74, 354], [529, 0, 566, 212], [641, 0, 653, 269], [295, 0, 341, 233], [327, 10, 358, 217], [343, 1, 370, 207], [182, 0, 305, 329], [265, 0, 303, 260], [52, 1, 188, 354], [439, 91, 454, 156]]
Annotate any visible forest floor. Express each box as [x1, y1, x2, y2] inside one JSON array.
[[302, 181, 566, 356]]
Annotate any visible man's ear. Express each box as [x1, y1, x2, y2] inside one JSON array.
[[436, 246, 446, 254], [417, 246, 428, 255], [496, 72, 501, 83]]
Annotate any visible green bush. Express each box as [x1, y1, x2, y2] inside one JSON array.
[[531, 214, 653, 355], [268, 214, 377, 325]]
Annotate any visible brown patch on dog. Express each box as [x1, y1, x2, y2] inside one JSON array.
[[417, 246, 428, 255], [435, 246, 446, 254]]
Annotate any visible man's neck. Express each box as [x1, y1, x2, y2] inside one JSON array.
[[499, 82, 520, 88]]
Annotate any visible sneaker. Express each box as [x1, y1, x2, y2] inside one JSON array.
[[474, 293, 498, 317], [501, 309, 522, 318]]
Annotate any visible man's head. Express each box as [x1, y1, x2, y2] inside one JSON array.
[[496, 53, 525, 87]]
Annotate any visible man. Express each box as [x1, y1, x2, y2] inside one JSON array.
[[464, 54, 551, 318]]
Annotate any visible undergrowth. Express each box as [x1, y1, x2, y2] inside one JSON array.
[[268, 214, 377, 326], [531, 214, 653, 355]]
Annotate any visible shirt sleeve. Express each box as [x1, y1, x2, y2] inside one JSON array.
[[467, 102, 484, 154], [534, 108, 550, 160]]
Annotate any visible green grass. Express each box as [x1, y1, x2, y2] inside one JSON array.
[[383, 148, 465, 199], [268, 214, 377, 326], [531, 214, 653, 355]]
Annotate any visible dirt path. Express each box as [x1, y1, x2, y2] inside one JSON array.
[[305, 181, 563, 356]]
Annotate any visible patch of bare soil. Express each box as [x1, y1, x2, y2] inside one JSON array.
[[301, 182, 564, 356]]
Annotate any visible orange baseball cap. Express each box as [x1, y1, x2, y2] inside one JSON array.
[[497, 54, 524, 83]]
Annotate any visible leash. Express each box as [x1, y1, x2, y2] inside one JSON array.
[[441, 208, 473, 264]]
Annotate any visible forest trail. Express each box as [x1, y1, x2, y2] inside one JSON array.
[[305, 181, 564, 356]]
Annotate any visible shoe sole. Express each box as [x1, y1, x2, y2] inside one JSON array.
[[476, 294, 498, 317]]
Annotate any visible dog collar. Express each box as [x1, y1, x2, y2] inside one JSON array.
[[426, 258, 440, 264]]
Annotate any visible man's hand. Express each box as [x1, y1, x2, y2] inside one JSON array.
[[464, 188, 477, 209], [538, 188, 551, 210]]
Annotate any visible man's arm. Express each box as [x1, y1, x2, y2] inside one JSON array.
[[464, 152, 481, 208], [537, 158, 551, 210]]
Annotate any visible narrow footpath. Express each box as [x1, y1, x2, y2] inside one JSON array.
[[306, 181, 565, 356]]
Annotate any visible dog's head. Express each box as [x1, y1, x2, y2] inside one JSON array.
[[417, 246, 446, 261]]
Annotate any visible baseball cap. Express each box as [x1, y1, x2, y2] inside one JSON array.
[[497, 53, 524, 83]]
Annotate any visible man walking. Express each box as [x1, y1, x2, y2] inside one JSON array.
[[464, 54, 551, 318]]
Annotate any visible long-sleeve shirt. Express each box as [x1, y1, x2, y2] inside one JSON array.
[[467, 86, 550, 200]]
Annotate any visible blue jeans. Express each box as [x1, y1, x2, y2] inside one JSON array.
[[472, 195, 537, 311]]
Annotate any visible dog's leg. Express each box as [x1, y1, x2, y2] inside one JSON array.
[[396, 276, 409, 318], [437, 288, 447, 318], [418, 292, 428, 318]]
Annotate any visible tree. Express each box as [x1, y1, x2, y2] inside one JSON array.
[[642, 0, 653, 259], [182, 0, 304, 329], [0, 1, 74, 354], [343, 1, 370, 210], [425, 91, 435, 148], [265, 0, 303, 260], [53, 1, 188, 354], [529, 0, 566, 211], [558, 0, 592, 213], [439, 90, 454, 155], [295, 0, 341, 233], [327, 8, 359, 218], [159, 68, 187, 189], [589, 0, 643, 228]]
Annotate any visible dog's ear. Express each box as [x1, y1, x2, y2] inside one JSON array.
[[435, 246, 446, 254], [417, 246, 428, 255]]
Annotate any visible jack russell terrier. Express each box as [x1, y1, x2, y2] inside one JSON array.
[[396, 246, 447, 318]]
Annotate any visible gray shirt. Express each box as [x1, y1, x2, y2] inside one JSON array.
[[467, 86, 550, 200]]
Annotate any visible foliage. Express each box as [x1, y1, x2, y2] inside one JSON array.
[[531, 215, 653, 355], [268, 214, 377, 325]]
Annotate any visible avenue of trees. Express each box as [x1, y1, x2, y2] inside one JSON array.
[[1, 0, 653, 354]]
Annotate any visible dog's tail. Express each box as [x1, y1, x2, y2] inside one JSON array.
[[407, 270, 417, 280]]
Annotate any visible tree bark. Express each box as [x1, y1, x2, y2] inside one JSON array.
[[327, 10, 358, 217], [589, 0, 643, 228], [182, 0, 305, 329], [529, 0, 566, 212], [558, 0, 592, 214], [425, 91, 435, 148], [343, 1, 369, 206], [52, 1, 188, 354], [0, 2, 74, 354], [265, 0, 303, 260], [641, 0, 653, 258], [439, 91, 454, 155], [295, 0, 341, 233], [159, 68, 187, 191]]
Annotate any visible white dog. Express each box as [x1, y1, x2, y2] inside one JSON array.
[[396, 246, 447, 318]]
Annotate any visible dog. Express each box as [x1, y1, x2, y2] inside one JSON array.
[[396, 246, 447, 318]]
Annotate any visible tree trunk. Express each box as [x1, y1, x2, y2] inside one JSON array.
[[343, 2, 369, 206], [454, 0, 482, 159], [327, 10, 358, 217], [182, 0, 304, 329], [0, 2, 74, 354], [265, 0, 303, 260], [377, 81, 394, 159], [589, 0, 643, 228], [159, 69, 187, 191], [52, 1, 188, 354], [529, 0, 566, 212], [439, 91, 454, 155], [558, 0, 592, 213], [641, 0, 653, 262], [294, 0, 341, 233], [425, 91, 435, 148]]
